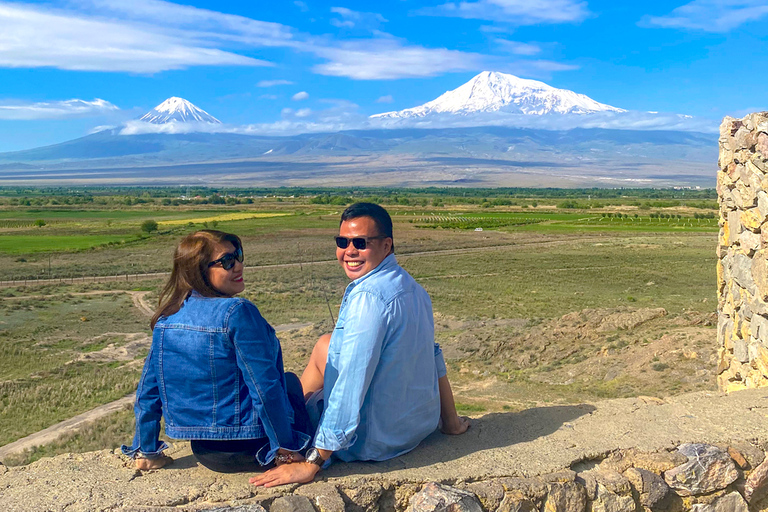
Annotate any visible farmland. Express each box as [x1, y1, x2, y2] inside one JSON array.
[[0, 187, 719, 465]]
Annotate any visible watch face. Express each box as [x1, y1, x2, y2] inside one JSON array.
[[307, 448, 323, 466]]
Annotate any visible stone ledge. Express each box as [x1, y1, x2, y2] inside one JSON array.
[[2, 389, 768, 511]]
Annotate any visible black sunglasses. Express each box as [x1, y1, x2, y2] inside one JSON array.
[[208, 245, 243, 270], [335, 236, 386, 250]]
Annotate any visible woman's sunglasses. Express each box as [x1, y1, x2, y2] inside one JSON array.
[[335, 236, 386, 250], [208, 245, 243, 270]]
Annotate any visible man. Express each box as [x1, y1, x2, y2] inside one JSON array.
[[251, 203, 468, 487]]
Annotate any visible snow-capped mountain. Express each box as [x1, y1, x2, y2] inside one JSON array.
[[139, 97, 221, 124], [371, 71, 625, 120]]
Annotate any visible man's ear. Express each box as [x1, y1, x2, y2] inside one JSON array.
[[384, 237, 394, 254]]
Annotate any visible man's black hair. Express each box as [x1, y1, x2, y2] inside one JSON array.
[[340, 202, 393, 241]]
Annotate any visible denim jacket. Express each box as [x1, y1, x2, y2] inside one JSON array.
[[121, 293, 310, 464]]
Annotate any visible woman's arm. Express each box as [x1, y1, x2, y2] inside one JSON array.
[[121, 340, 170, 467], [229, 301, 310, 465]]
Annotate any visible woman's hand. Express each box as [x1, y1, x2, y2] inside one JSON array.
[[134, 454, 173, 471], [250, 462, 320, 487]]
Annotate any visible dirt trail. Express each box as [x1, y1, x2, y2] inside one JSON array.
[[0, 395, 135, 461]]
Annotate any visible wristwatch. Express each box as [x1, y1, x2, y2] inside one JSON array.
[[305, 448, 325, 468]]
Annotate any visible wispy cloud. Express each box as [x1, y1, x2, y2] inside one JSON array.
[[0, 98, 119, 120], [494, 39, 541, 56], [0, 0, 576, 80], [312, 38, 487, 79], [294, 1, 309, 12], [419, 0, 591, 24], [292, 91, 309, 101], [641, 0, 768, 32], [0, 1, 273, 72], [257, 79, 295, 87], [376, 95, 394, 103], [329, 7, 388, 30]]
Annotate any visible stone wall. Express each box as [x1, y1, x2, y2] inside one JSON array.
[[717, 112, 768, 392]]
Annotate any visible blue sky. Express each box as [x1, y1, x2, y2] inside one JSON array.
[[0, 0, 766, 151]]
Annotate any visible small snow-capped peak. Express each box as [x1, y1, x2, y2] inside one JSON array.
[[139, 97, 221, 124], [371, 71, 625, 119]]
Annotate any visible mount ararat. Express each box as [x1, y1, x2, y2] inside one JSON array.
[[0, 72, 716, 188]]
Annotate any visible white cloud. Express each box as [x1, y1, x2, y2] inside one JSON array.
[[257, 79, 295, 87], [329, 7, 387, 30], [495, 39, 541, 56], [419, 0, 591, 24], [0, 98, 119, 120], [0, 1, 274, 72], [0, 0, 577, 82], [312, 39, 487, 79], [259, 94, 279, 100], [292, 91, 310, 101], [641, 0, 768, 32], [376, 95, 394, 103], [294, 1, 309, 12], [295, 108, 312, 117]]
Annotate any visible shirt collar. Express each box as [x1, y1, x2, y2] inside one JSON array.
[[350, 253, 397, 287]]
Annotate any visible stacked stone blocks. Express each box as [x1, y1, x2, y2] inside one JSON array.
[[717, 111, 768, 391]]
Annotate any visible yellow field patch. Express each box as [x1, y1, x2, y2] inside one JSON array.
[[160, 212, 291, 226]]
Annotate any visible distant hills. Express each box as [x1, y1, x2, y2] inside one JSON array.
[[0, 73, 718, 188]]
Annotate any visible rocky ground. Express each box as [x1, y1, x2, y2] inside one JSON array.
[[1, 387, 767, 512]]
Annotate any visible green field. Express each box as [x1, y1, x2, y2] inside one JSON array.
[[0, 188, 722, 466]]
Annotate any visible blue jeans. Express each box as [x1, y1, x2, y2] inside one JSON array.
[[191, 372, 312, 473]]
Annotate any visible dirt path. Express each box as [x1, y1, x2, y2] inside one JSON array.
[[0, 395, 135, 461], [126, 290, 154, 317]]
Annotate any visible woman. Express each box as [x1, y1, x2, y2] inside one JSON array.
[[122, 230, 311, 473]]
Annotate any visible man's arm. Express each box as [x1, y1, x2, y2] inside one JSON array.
[[251, 292, 388, 487], [433, 343, 470, 435]]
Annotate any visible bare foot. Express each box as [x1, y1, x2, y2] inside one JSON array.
[[440, 415, 470, 435], [135, 454, 173, 471]]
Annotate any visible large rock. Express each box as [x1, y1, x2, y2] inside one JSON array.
[[741, 208, 764, 232], [753, 250, 768, 303], [270, 495, 317, 512], [624, 467, 670, 509], [690, 491, 748, 512], [598, 448, 687, 475], [739, 230, 761, 254], [543, 482, 587, 512], [664, 444, 739, 496], [732, 254, 757, 294], [758, 132, 768, 159], [295, 483, 346, 512], [465, 480, 505, 511], [745, 454, 768, 503], [342, 480, 386, 512], [408, 482, 483, 512], [587, 470, 635, 512], [498, 491, 539, 512]]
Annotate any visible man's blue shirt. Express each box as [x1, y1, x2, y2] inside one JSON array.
[[314, 253, 447, 461]]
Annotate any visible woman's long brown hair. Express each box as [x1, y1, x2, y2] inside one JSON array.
[[150, 230, 243, 329]]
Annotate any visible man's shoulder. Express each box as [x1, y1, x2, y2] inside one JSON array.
[[354, 261, 426, 304]]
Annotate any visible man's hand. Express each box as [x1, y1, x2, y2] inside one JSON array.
[[440, 415, 470, 435], [249, 462, 320, 487], [135, 454, 173, 471]]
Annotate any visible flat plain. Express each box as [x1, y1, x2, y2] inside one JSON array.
[[0, 190, 719, 465]]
